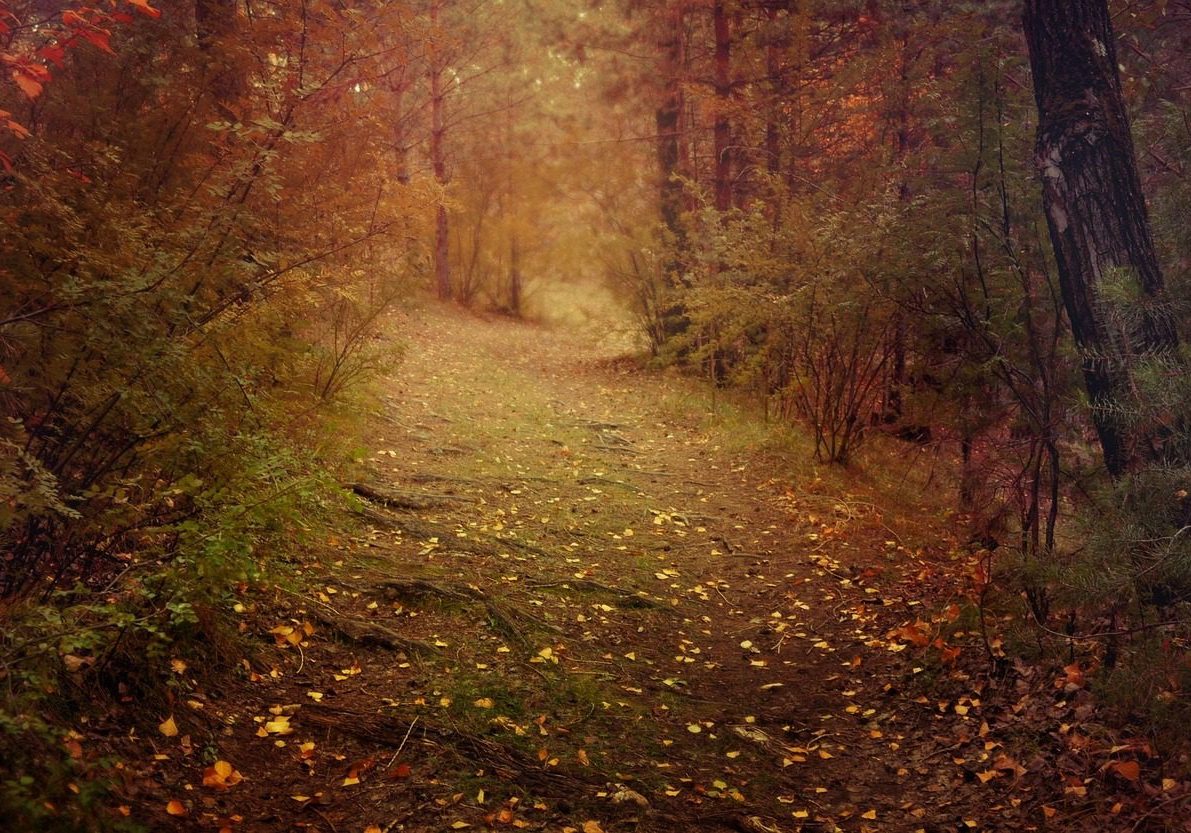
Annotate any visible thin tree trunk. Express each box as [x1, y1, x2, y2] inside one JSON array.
[[1023, 0, 1179, 477], [390, 69, 412, 186], [430, 0, 452, 301], [508, 235, 522, 317], [764, 5, 785, 178], [195, 0, 243, 111], [713, 0, 732, 212], [656, 0, 687, 277]]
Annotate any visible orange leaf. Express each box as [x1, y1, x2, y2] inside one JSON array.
[[126, 0, 162, 18], [165, 799, 187, 816], [1110, 761, 1141, 782], [11, 67, 44, 100], [202, 760, 243, 790]]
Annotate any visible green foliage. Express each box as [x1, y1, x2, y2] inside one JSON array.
[[660, 194, 903, 464], [0, 4, 425, 825]]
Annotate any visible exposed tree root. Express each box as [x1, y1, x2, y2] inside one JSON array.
[[348, 481, 473, 510], [301, 705, 598, 793], [527, 579, 663, 609], [307, 608, 437, 656], [377, 578, 562, 643]]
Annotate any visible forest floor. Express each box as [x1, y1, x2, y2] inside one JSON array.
[[133, 304, 1182, 833]]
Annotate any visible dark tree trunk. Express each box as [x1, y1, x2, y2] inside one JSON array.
[[195, 0, 242, 107], [508, 235, 522, 317], [430, 0, 452, 300], [763, 5, 785, 177], [713, 0, 732, 212], [1023, 0, 1179, 477]]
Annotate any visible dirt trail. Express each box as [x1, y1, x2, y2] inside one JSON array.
[[153, 306, 1052, 833]]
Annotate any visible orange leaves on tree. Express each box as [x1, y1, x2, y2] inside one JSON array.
[[125, 0, 162, 19], [37, 44, 67, 67], [6, 59, 50, 99], [0, 109, 29, 139], [0, 0, 155, 122]]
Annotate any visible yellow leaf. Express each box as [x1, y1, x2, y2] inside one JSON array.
[[170, 659, 188, 674], [158, 716, 179, 738], [202, 760, 243, 790], [264, 716, 293, 735], [861, 809, 877, 820], [474, 698, 495, 709], [582, 822, 605, 833]]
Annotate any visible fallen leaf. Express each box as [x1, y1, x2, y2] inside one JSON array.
[[202, 760, 243, 790], [159, 716, 179, 738], [165, 799, 187, 816], [1110, 760, 1140, 782]]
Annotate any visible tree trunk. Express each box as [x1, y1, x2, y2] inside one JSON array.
[[763, 5, 785, 177], [195, 0, 242, 108], [429, 0, 452, 301], [508, 235, 522, 317], [390, 68, 412, 186], [656, 0, 687, 275], [1023, 0, 1179, 477], [713, 0, 732, 212]]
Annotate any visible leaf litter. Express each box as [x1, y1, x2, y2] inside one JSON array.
[[112, 308, 1187, 833]]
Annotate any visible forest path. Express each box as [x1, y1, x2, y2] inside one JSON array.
[[160, 305, 1043, 833]]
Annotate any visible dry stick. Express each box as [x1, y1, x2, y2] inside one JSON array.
[[384, 716, 418, 770]]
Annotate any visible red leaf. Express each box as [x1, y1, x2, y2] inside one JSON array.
[[78, 28, 115, 55], [38, 45, 67, 68]]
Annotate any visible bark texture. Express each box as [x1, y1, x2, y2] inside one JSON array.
[[1023, 0, 1178, 477]]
